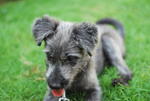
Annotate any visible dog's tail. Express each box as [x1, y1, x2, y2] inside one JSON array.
[[96, 18, 125, 39]]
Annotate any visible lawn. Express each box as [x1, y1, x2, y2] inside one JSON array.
[[0, 0, 150, 101]]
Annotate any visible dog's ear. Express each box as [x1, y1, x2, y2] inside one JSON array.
[[32, 16, 58, 46], [73, 23, 98, 56]]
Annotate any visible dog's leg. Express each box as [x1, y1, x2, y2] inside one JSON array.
[[82, 67, 102, 101], [85, 86, 101, 101], [43, 89, 58, 101], [102, 35, 132, 86]]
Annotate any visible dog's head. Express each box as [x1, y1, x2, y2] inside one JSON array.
[[32, 16, 98, 89]]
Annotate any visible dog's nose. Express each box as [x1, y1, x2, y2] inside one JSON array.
[[48, 82, 62, 89], [47, 67, 69, 89], [47, 78, 69, 89]]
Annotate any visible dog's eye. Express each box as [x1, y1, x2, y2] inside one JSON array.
[[67, 56, 79, 66], [47, 55, 53, 62], [46, 53, 54, 61], [47, 55, 57, 63], [47, 55, 53, 60]]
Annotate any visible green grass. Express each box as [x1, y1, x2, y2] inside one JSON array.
[[0, 0, 150, 101]]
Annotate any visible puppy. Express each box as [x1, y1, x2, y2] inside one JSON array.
[[32, 16, 132, 101]]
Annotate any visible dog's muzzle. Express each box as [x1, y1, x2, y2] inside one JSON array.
[[47, 74, 69, 89]]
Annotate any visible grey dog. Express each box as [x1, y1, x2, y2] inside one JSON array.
[[32, 15, 132, 101]]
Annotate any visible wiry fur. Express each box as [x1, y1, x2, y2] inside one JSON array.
[[32, 15, 132, 101]]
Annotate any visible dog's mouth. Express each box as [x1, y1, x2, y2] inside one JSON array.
[[51, 88, 65, 97]]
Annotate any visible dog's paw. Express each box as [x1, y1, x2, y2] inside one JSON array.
[[112, 73, 133, 86], [112, 78, 128, 86]]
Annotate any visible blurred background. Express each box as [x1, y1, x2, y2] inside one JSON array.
[[0, 0, 150, 101]]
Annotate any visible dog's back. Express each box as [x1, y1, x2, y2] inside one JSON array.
[[94, 18, 126, 74]]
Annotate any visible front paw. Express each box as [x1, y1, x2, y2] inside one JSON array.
[[112, 73, 133, 86]]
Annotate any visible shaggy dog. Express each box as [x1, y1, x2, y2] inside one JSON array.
[[32, 16, 132, 101]]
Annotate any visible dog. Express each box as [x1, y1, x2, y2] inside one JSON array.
[[32, 15, 132, 101]]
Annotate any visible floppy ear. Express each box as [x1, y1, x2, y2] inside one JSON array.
[[32, 16, 58, 46], [73, 23, 98, 56]]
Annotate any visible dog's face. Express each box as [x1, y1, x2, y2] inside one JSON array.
[[32, 16, 98, 89]]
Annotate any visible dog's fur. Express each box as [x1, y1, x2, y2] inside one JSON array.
[[32, 16, 132, 101]]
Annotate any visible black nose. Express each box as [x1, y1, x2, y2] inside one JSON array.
[[48, 82, 62, 89], [47, 78, 69, 89], [47, 67, 69, 89]]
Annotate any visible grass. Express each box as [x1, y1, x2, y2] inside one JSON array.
[[0, 0, 150, 101]]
